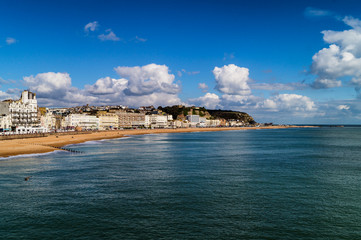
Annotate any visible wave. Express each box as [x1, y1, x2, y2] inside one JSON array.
[[63, 136, 132, 148], [0, 150, 64, 160]]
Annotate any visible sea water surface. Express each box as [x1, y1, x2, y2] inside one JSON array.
[[1, 127, 361, 239]]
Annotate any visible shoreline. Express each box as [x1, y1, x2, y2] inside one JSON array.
[[0, 126, 314, 158]]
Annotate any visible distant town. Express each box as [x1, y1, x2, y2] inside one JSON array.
[[0, 90, 261, 135]]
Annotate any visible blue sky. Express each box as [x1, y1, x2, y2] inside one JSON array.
[[1, 0, 361, 124]]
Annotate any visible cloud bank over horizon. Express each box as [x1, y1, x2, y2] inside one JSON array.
[[19, 64, 183, 108], [0, 59, 352, 123]]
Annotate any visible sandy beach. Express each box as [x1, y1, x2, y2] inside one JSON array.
[[0, 126, 312, 158]]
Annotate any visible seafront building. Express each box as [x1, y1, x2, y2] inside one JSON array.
[[0, 90, 46, 133], [97, 113, 119, 130], [145, 114, 168, 128], [113, 111, 146, 128], [205, 119, 221, 127], [39, 108, 57, 131], [187, 115, 207, 127], [63, 114, 99, 130], [0, 90, 249, 134], [0, 114, 11, 130]]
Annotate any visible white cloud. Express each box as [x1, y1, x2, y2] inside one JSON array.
[[221, 94, 250, 105], [343, 16, 361, 30], [22, 72, 100, 107], [338, 104, 350, 110], [311, 16, 361, 89], [213, 64, 251, 95], [198, 83, 208, 92], [85, 64, 182, 106], [98, 29, 120, 41], [257, 94, 316, 113], [124, 92, 181, 107], [20, 64, 183, 107], [188, 93, 221, 109], [23, 72, 72, 98], [84, 21, 99, 32], [6, 37, 17, 45], [85, 77, 127, 95], [114, 63, 180, 96]]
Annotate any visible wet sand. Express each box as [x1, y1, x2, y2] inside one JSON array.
[[0, 126, 313, 158]]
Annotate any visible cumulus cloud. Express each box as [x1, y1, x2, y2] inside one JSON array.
[[123, 92, 181, 107], [311, 16, 361, 89], [84, 21, 99, 32], [20, 64, 183, 107], [23, 72, 72, 98], [198, 83, 208, 92], [188, 93, 221, 109], [6, 37, 17, 45], [343, 16, 361, 30], [257, 94, 316, 113], [213, 64, 251, 95], [114, 64, 180, 96], [85, 77, 127, 95], [84, 64, 182, 106], [221, 94, 250, 106], [22, 72, 100, 106], [98, 29, 120, 41]]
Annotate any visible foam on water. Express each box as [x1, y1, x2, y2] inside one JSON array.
[[0, 150, 64, 160]]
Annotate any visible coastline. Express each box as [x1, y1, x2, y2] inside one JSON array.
[[0, 126, 314, 158]]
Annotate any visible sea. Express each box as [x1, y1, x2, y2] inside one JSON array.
[[1, 127, 361, 239]]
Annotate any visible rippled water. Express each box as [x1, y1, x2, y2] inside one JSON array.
[[1, 128, 361, 239]]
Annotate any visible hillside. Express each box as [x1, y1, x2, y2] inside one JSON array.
[[158, 105, 256, 125], [207, 109, 256, 124]]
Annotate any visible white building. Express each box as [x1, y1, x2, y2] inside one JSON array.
[[145, 114, 171, 128], [170, 120, 190, 128], [114, 111, 146, 128], [40, 110, 57, 130], [16, 126, 48, 134], [0, 114, 11, 131], [64, 114, 99, 130], [228, 120, 244, 127], [205, 119, 221, 127], [186, 115, 207, 127], [0, 90, 39, 131], [187, 115, 200, 123], [98, 113, 119, 130]]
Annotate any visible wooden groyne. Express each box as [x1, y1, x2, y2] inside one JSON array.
[[0, 133, 49, 141], [49, 145, 83, 154]]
